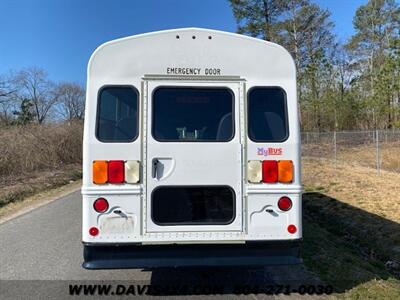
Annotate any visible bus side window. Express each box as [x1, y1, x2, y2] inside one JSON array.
[[248, 87, 288, 142], [96, 86, 139, 142]]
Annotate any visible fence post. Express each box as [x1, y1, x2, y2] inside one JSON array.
[[333, 131, 337, 168], [376, 129, 380, 175]]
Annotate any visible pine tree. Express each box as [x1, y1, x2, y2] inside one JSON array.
[[229, 0, 336, 131], [346, 0, 399, 128], [229, 0, 286, 41]]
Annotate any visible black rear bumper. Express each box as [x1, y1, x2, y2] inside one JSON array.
[[82, 240, 302, 269]]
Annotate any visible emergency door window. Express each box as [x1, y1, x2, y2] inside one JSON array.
[[96, 86, 138, 142], [248, 87, 288, 142], [152, 186, 235, 225], [152, 87, 234, 142]]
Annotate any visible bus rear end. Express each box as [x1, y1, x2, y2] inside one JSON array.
[[82, 28, 302, 269]]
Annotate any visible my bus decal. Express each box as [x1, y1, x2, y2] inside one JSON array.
[[257, 147, 283, 156]]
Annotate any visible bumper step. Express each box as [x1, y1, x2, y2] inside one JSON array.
[[83, 240, 302, 269]]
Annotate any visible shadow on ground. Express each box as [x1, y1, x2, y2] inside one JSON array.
[[147, 264, 323, 296], [302, 192, 400, 294]]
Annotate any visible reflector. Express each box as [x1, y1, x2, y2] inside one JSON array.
[[93, 198, 109, 213], [108, 160, 125, 183], [93, 160, 108, 184], [89, 227, 99, 236], [262, 160, 278, 183], [278, 196, 292, 211], [247, 160, 262, 183], [278, 160, 293, 183], [287, 224, 297, 234], [125, 160, 140, 183]]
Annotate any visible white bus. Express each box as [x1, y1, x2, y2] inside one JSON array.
[[82, 28, 302, 269]]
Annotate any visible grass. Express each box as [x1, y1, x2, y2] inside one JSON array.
[[302, 141, 400, 173], [0, 122, 82, 177], [0, 178, 82, 223], [302, 158, 400, 299], [337, 142, 400, 173], [0, 122, 83, 208], [0, 165, 82, 208]]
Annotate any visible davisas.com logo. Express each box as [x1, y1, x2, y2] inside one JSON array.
[[257, 147, 283, 157]]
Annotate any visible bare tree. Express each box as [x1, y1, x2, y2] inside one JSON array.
[[55, 82, 85, 120], [0, 75, 17, 126], [14, 67, 58, 124]]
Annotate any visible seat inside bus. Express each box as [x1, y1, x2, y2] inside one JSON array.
[[216, 112, 232, 141]]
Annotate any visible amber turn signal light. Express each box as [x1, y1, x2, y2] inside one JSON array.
[[93, 160, 108, 184], [278, 160, 293, 183]]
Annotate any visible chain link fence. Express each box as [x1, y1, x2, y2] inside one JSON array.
[[301, 129, 400, 174]]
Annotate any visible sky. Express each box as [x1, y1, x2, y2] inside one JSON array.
[[0, 0, 367, 84]]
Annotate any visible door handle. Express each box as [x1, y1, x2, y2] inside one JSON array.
[[151, 158, 174, 180], [152, 158, 159, 179]]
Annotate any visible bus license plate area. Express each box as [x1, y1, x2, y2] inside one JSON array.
[[98, 210, 136, 235]]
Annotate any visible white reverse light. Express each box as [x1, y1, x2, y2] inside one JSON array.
[[125, 160, 140, 183], [247, 160, 262, 183]]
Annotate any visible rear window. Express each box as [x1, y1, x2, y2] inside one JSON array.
[[152, 186, 235, 225], [152, 87, 234, 142], [248, 87, 288, 142], [96, 86, 138, 142]]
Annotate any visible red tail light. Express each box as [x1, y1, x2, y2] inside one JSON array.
[[262, 160, 278, 183], [93, 198, 109, 213], [108, 160, 125, 183], [278, 196, 292, 211]]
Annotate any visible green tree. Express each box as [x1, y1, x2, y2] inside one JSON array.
[[229, 0, 286, 40], [229, 0, 400, 130], [230, 0, 336, 131], [13, 98, 35, 125], [294, 4, 335, 130], [374, 42, 400, 128], [346, 0, 399, 128]]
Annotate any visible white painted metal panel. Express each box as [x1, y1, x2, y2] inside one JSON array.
[[144, 80, 243, 232], [82, 28, 301, 244]]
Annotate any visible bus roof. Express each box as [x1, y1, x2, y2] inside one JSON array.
[[88, 28, 296, 82]]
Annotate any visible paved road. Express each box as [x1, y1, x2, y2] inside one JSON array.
[[0, 190, 323, 299]]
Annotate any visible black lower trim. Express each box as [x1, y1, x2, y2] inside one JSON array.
[[82, 240, 302, 269]]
